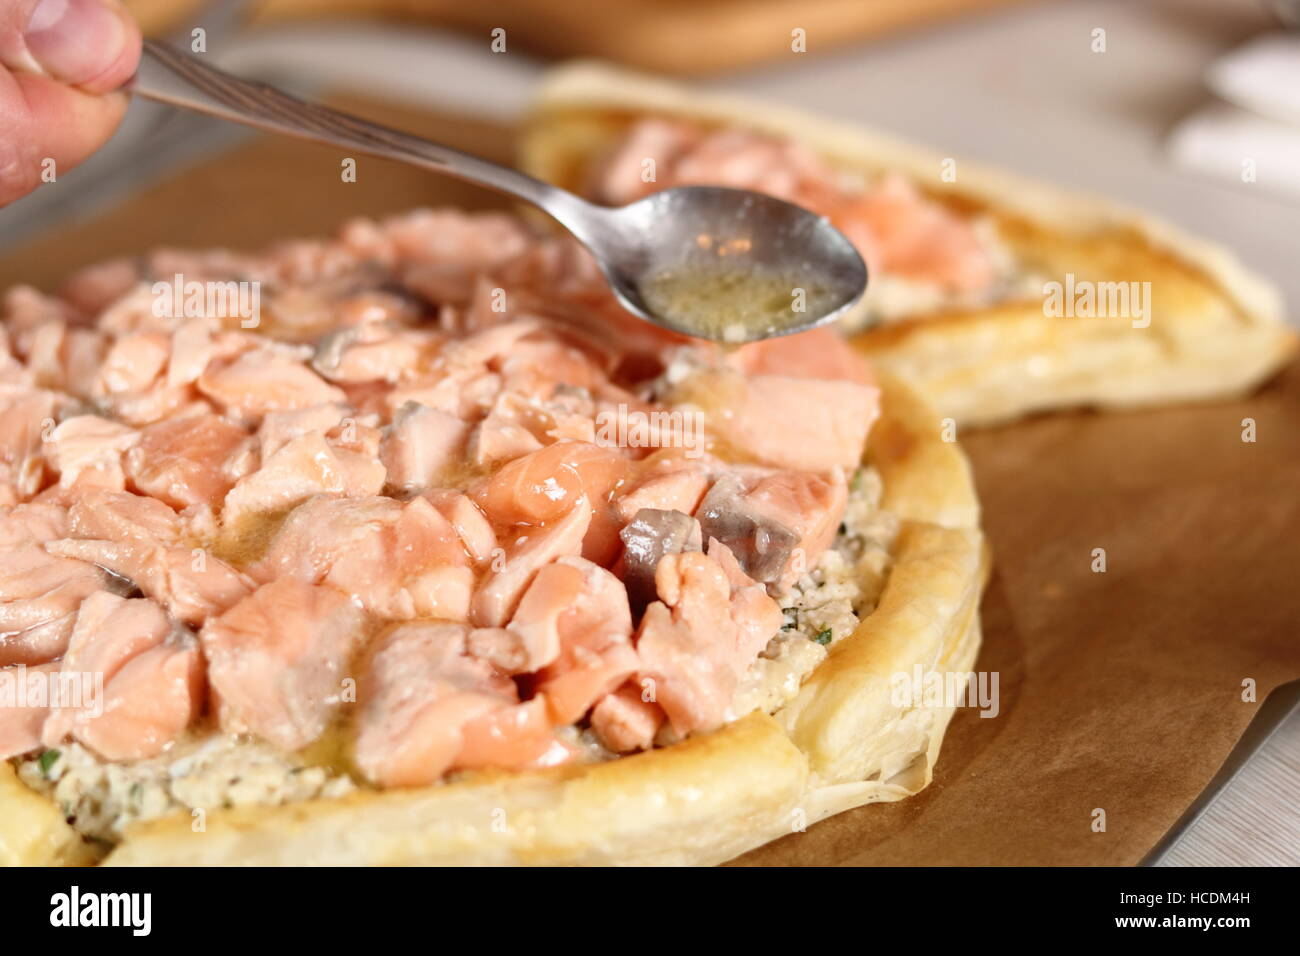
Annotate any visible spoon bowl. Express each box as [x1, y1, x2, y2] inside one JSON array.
[[593, 186, 869, 343]]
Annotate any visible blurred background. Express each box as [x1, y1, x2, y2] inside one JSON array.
[[1, 0, 1297, 865]]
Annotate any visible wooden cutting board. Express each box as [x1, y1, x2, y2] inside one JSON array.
[[3, 96, 1297, 865], [124, 0, 1035, 75]]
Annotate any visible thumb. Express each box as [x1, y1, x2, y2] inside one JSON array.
[[0, 0, 141, 206], [1, 0, 140, 93]]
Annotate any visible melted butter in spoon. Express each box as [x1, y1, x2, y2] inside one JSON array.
[[637, 262, 843, 343]]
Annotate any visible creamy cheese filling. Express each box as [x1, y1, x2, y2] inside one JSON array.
[[16, 734, 355, 845]]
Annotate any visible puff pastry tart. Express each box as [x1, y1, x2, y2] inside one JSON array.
[[1, 208, 984, 865], [520, 63, 1296, 426]]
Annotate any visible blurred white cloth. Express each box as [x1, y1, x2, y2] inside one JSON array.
[[1169, 34, 1300, 197]]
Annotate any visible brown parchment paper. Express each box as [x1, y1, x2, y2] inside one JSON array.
[[2, 98, 1297, 866]]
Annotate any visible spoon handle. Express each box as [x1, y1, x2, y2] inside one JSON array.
[[131, 40, 564, 211]]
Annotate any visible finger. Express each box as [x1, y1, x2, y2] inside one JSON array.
[[0, 69, 127, 205], [0, 0, 141, 93]]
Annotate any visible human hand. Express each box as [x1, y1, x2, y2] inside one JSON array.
[[0, 0, 141, 206]]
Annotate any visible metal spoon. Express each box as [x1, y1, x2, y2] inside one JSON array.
[[131, 41, 867, 343]]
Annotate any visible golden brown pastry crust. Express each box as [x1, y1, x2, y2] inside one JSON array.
[[2, 373, 985, 866], [520, 63, 1296, 426]]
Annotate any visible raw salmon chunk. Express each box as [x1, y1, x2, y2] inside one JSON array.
[[41, 592, 201, 760], [45, 537, 252, 626], [202, 578, 366, 750], [529, 557, 639, 724], [198, 348, 346, 422], [688, 370, 878, 473], [589, 683, 665, 754], [353, 621, 551, 787], [0, 546, 106, 666], [470, 495, 592, 627], [220, 430, 385, 524], [253, 495, 474, 621], [125, 413, 253, 509], [634, 544, 782, 736]]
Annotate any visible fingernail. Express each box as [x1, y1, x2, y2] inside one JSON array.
[[24, 0, 128, 86]]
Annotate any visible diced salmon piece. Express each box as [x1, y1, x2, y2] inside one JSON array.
[[125, 413, 253, 509], [707, 539, 790, 658], [253, 496, 473, 621], [455, 696, 555, 772], [50, 415, 139, 490], [312, 325, 439, 384], [380, 402, 470, 493], [697, 468, 848, 590], [256, 403, 350, 458], [220, 431, 385, 524], [634, 545, 782, 735], [424, 490, 497, 567], [836, 173, 996, 293], [0, 616, 79, 670], [202, 579, 365, 750], [41, 592, 173, 748], [354, 622, 549, 787], [590, 683, 665, 754], [500, 560, 583, 671], [438, 319, 541, 370], [104, 382, 206, 429], [470, 496, 592, 627], [615, 468, 708, 523], [98, 332, 169, 395], [587, 118, 695, 205], [476, 441, 630, 564], [0, 662, 62, 759], [0, 547, 106, 666], [466, 392, 546, 469], [0, 390, 57, 500], [502, 554, 634, 688], [737, 469, 847, 587], [384, 368, 501, 421], [728, 326, 875, 386], [672, 128, 821, 200], [77, 639, 204, 760], [528, 557, 639, 724], [166, 317, 215, 387], [45, 538, 252, 626], [477, 442, 586, 525], [497, 339, 607, 400], [198, 349, 346, 422], [68, 490, 182, 544], [693, 371, 878, 472], [0, 502, 68, 547]]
